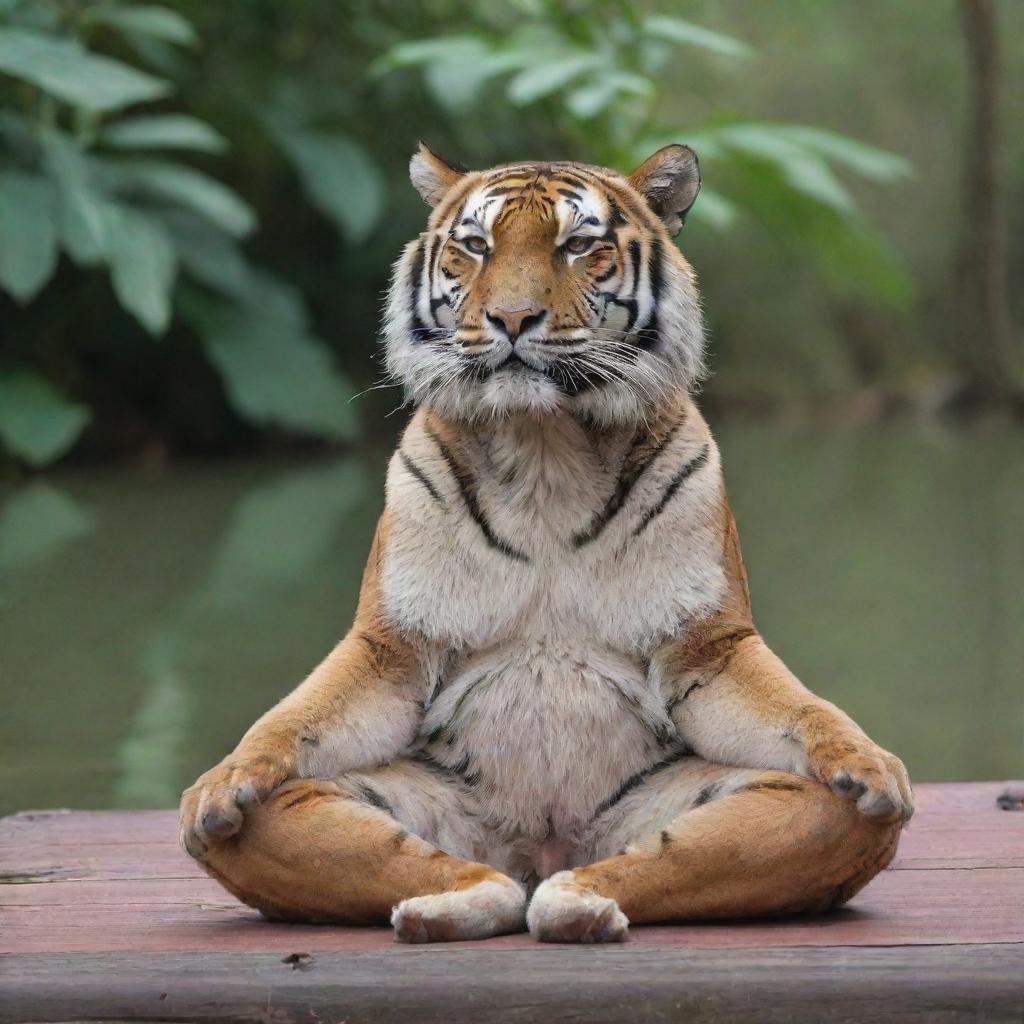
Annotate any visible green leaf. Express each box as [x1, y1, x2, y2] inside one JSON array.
[[232, 269, 309, 331], [81, 5, 197, 48], [158, 208, 251, 296], [0, 27, 171, 113], [162, 213, 308, 328], [0, 171, 59, 301], [720, 156, 913, 308], [0, 366, 90, 466], [105, 206, 177, 334], [102, 114, 227, 154], [39, 128, 108, 264], [370, 35, 484, 73], [565, 78, 618, 120], [506, 53, 601, 106], [769, 125, 913, 183], [0, 483, 95, 573], [110, 159, 256, 237], [371, 36, 530, 111], [778, 154, 856, 214], [187, 298, 357, 442], [565, 72, 653, 120], [715, 124, 857, 215], [274, 129, 384, 244], [422, 41, 493, 111], [643, 16, 753, 59]]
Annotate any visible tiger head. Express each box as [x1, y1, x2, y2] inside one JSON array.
[[385, 143, 704, 425]]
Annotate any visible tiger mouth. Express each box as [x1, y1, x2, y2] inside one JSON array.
[[494, 352, 541, 372]]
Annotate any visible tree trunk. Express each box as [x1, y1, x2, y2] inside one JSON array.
[[954, 0, 1016, 402]]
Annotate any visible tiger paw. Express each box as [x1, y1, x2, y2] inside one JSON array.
[[178, 750, 291, 859], [392, 878, 526, 943], [527, 871, 629, 943], [810, 736, 914, 823]]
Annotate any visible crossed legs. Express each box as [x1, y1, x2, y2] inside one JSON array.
[[194, 756, 901, 943]]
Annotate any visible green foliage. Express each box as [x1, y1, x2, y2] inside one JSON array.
[[0, 169, 58, 299], [0, 0, 380, 466], [100, 113, 226, 153], [0, 0, 939, 469], [0, 365, 91, 466], [270, 124, 385, 245], [376, 2, 914, 303], [0, 25, 170, 112]]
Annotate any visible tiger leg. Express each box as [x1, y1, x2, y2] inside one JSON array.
[[528, 758, 902, 943], [195, 758, 526, 942]]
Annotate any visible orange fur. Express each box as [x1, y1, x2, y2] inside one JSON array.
[[180, 148, 912, 943]]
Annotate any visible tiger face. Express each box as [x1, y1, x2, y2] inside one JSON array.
[[385, 143, 705, 425]]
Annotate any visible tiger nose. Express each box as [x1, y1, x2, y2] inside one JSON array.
[[486, 304, 546, 342]]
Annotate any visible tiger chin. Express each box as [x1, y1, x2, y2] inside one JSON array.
[[179, 142, 913, 944]]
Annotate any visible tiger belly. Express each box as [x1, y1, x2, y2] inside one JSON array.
[[418, 640, 674, 874]]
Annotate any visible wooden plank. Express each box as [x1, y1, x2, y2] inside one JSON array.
[[1, 947, 1022, 1024], [1, 865, 1022, 954], [1, 783, 1022, 957]]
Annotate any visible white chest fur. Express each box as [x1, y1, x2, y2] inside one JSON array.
[[382, 411, 726, 653], [380, 409, 727, 844]]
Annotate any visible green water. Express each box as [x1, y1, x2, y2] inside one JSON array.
[[1, 421, 1021, 815]]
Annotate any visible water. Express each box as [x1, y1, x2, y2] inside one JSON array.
[[1, 420, 1021, 814]]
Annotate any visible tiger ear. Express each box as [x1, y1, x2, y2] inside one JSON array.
[[409, 142, 466, 207], [628, 145, 701, 235]]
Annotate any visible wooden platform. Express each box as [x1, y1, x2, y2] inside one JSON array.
[[1, 782, 1022, 1023]]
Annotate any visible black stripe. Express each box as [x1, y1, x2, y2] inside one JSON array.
[[648, 240, 665, 304], [413, 750, 480, 787], [426, 427, 529, 563], [666, 677, 706, 716], [356, 784, 394, 817], [421, 232, 437, 326], [574, 413, 687, 547], [408, 241, 428, 339], [638, 242, 665, 351], [590, 747, 691, 821], [632, 444, 711, 538], [694, 782, 723, 807], [618, 241, 641, 333], [551, 170, 590, 189], [399, 450, 446, 507]]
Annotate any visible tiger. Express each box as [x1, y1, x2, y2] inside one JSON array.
[[179, 142, 913, 943]]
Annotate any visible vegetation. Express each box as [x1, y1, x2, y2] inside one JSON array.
[[0, 0, 370, 465], [0, 0, 1020, 470]]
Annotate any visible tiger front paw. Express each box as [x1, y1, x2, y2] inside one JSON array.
[[809, 735, 913, 823], [178, 751, 291, 859]]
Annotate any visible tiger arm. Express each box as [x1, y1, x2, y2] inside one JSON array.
[[657, 508, 913, 822], [179, 510, 424, 855]]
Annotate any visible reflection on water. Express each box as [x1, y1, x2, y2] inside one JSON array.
[[1, 421, 1021, 813]]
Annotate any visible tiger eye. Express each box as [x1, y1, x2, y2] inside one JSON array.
[[565, 236, 594, 255], [464, 236, 488, 255]]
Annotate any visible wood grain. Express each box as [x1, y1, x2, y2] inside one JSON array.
[[1, 947, 1022, 1024], [0, 782, 1022, 1022]]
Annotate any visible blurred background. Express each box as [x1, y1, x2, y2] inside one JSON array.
[[1, 0, 1021, 813]]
